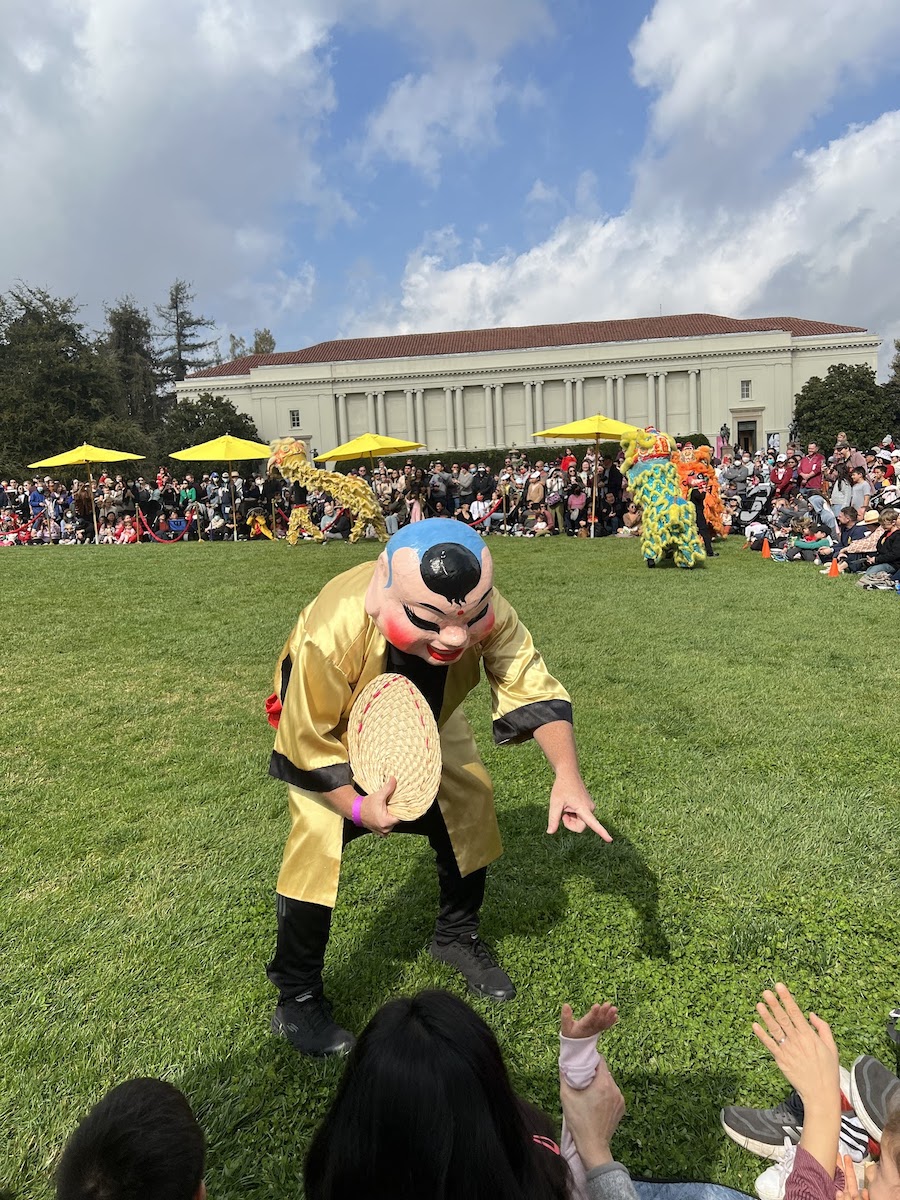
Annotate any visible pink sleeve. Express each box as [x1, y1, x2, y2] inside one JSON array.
[[559, 1034, 601, 1200]]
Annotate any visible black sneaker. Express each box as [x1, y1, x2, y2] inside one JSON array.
[[721, 1091, 804, 1160], [429, 933, 516, 1001], [850, 1055, 900, 1141], [271, 991, 356, 1057]]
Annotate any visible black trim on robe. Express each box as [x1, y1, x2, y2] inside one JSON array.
[[269, 752, 354, 793], [492, 699, 573, 746]]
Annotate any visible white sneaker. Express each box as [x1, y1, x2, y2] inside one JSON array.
[[755, 1138, 797, 1200]]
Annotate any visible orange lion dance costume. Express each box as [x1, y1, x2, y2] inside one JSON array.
[[673, 444, 726, 539]]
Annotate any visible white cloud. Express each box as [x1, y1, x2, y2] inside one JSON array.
[[362, 62, 518, 179], [630, 0, 900, 205], [358, 0, 549, 178], [0, 0, 346, 344], [349, 111, 900, 372]]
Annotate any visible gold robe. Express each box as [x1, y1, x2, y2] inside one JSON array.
[[270, 561, 572, 907]]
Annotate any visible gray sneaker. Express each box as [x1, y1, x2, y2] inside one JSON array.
[[850, 1055, 900, 1141], [721, 1093, 804, 1160]]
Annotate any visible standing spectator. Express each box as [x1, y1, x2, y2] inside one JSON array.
[[457, 463, 474, 508], [769, 454, 794, 498], [797, 442, 825, 495], [427, 461, 451, 514], [849, 465, 872, 515], [722, 456, 750, 497]]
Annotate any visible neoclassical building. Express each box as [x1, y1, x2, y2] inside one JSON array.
[[180, 314, 880, 457]]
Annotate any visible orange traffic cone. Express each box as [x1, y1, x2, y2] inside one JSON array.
[[827, 558, 840, 577], [761, 538, 771, 558]]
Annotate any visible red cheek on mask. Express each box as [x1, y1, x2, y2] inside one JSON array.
[[382, 614, 417, 652], [476, 611, 495, 637]]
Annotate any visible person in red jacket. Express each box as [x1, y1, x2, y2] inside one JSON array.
[[797, 443, 826, 495], [770, 454, 795, 497]]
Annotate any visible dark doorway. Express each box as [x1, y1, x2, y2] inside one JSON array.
[[737, 420, 757, 454]]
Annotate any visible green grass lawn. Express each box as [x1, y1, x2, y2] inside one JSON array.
[[2, 536, 899, 1198]]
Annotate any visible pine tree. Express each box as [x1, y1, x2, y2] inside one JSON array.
[[155, 280, 219, 390], [103, 297, 163, 429]]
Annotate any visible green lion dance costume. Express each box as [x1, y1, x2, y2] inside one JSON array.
[[621, 426, 705, 569]]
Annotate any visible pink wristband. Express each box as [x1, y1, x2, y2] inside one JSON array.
[[352, 795, 365, 827]]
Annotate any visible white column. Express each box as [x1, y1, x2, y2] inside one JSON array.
[[535, 380, 545, 433], [657, 372, 668, 432], [616, 376, 625, 423], [405, 388, 415, 439], [336, 393, 347, 442], [524, 381, 535, 441], [646, 372, 656, 426], [575, 378, 585, 421], [605, 377, 614, 417], [444, 386, 455, 447], [366, 390, 376, 431], [376, 390, 386, 434], [454, 387, 465, 449], [564, 378, 574, 423], [494, 383, 505, 445], [483, 383, 495, 446], [688, 370, 699, 433], [415, 388, 426, 444]]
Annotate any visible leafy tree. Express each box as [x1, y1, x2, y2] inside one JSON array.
[[881, 339, 900, 432], [155, 280, 219, 389], [102, 297, 163, 429], [228, 327, 276, 360], [792, 363, 894, 450], [158, 392, 260, 457], [0, 285, 115, 476]]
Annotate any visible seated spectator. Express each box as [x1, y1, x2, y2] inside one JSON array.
[[320, 501, 350, 540], [455, 500, 474, 525], [785, 518, 832, 562], [115, 515, 138, 544], [55, 1077, 205, 1200], [304, 990, 576, 1200], [531, 506, 552, 537], [856, 509, 900, 583], [723, 983, 900, 1200], [97, 515, 117, 545], [617, 502, 642, 537]]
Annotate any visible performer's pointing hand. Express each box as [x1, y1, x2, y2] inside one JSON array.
[[547, 776, 612, 840], [534, 721, 613, 841]]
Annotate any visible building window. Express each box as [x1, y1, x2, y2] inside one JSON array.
[[740, 380, 752, 399], [289, 409, 301, 429]]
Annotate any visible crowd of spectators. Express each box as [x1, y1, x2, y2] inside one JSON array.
[[4, 433, 898, 563], [719, 432, 900, 588]]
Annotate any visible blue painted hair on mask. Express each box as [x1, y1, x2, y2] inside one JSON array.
[[384, 518, 487, 606]]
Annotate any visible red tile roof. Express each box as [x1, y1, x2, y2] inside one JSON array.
[[189, 313, 869, 379]]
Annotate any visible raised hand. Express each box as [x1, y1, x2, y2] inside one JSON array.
[[561, 1002, 619, 1039]]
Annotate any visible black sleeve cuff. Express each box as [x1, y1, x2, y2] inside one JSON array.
[[269, 752, 354, 792], [492, 699, 573, 745]]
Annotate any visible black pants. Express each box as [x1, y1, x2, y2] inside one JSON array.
[[691, 491, 714, 554], [266, 802, 486, 999]]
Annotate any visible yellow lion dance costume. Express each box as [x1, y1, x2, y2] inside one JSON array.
[[267, 439, 388, 545], [621, 427, 705, 568], [673, 444, 726, 538]]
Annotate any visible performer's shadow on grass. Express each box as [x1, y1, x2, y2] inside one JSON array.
[[326, 805, 669, 1021]]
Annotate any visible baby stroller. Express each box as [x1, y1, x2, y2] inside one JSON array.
[[735, 481, 774, 535]]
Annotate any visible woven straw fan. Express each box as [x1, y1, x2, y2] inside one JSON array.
[[348, 674, 443, 820]]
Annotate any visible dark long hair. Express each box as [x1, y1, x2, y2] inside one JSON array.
[[304, 990, 570, 1200]]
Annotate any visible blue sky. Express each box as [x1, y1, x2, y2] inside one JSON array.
[[3, 0, 900, 371]]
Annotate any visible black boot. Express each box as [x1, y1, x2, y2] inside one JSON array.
[[430, 933, 516, 1000], [271, 991, 356, 1057]]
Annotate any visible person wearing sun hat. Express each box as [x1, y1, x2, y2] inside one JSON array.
[[264, 518, 609, 1056]]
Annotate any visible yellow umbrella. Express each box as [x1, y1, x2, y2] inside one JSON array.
[[170, 433, 274, 542], [29, 442, 145, 544], [315, 433, 423, 464], [534, 415, 643, 538]]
